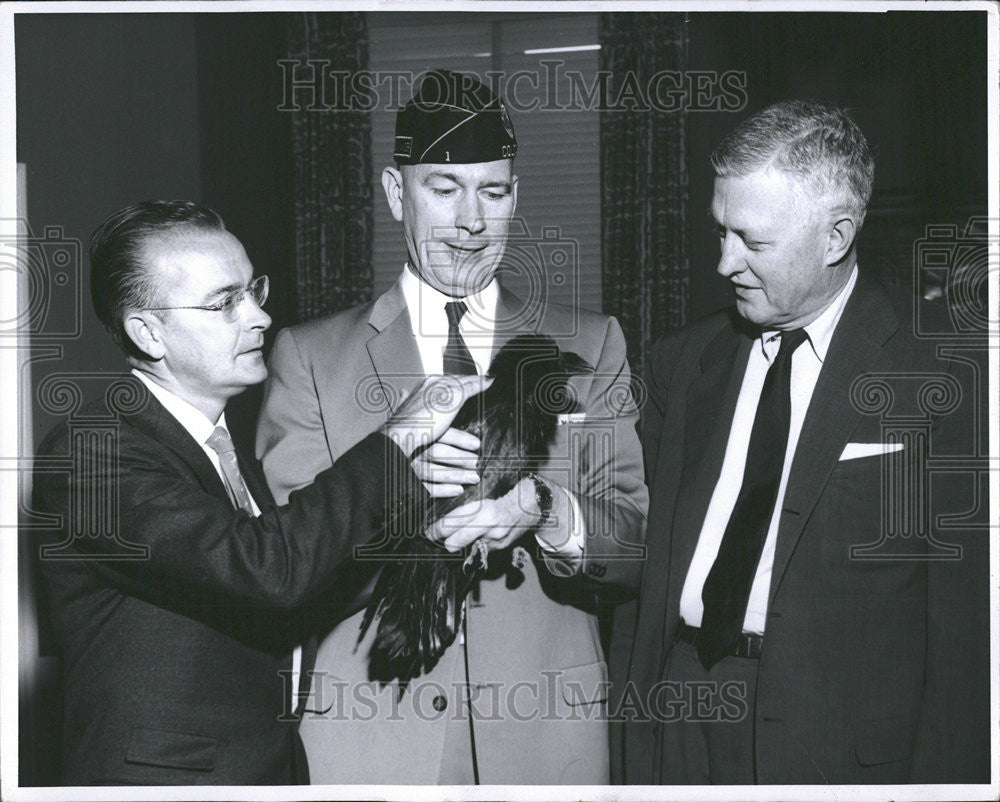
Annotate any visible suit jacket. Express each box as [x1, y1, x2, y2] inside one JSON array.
[[33, 378, 425, 785], [616, 273, 990, 784], [255, 279, 648, 784]]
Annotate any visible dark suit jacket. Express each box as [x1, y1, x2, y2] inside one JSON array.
[[32, 378, 425, 785], [614, 273, 990, 784]]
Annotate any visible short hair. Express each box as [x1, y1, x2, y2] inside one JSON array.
[[89, 200, 226, 358], [710, 100, 875, 225]]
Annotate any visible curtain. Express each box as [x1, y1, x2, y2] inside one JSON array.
[[287, 13, 374, 321], [599, 13, 690, 384]]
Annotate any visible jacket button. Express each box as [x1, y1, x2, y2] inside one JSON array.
[[432, 695, 448, 712]]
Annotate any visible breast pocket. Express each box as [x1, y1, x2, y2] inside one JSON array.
[[820, 448, 924, 569]]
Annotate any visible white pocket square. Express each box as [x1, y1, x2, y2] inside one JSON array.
[[557, 413, 587, 425], [839, 442, 904, 461]]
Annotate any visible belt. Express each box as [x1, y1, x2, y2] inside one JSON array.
[[677, 623, 764, 660]]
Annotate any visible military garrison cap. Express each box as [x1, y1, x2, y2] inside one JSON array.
[[394, 70, 517, 165]]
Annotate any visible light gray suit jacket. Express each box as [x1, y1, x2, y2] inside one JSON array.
[[256, 278, 647, 784]]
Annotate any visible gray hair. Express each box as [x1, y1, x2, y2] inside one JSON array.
[[710, 100, 875, 225]]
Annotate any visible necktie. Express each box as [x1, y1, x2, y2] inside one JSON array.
[[205, 426, 256, 514], [443, 300, 478, 376], [697, 328, 808, 670]]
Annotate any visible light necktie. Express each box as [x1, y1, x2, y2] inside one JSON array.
[[205, 426, 256, 514], [697, 328, 808, 669], [443, 300, 478, 376]]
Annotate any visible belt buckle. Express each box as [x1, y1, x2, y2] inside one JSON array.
[[737, 633, 763, 659]]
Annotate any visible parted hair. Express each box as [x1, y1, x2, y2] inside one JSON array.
[[89, 200, 226, 358], [711, 100, 875, 225]]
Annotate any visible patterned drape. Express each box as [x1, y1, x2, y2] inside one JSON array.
[[287, 13, 373, 322], [599, 13, 690, 383]]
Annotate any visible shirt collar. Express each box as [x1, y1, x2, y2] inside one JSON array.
[[132, 368, 228, 447], [759, 264, 859, 363], [399, 263, 499, 336]]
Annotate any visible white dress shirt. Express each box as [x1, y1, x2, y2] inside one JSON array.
[[396, 265, 584, 559], [399, 262, 498, 375], [131, 369, 301, 710], [679, 266, 858, 634]]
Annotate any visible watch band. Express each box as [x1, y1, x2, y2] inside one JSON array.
[[525, 472, 553, 530]]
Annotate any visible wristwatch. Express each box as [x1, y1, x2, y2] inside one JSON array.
[[525, 472, 553, 529]]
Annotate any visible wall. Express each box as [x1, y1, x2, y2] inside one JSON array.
[[16, 13, 203, 445]]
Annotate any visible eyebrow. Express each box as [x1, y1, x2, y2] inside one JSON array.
[[422, 171, 511, 192], [203, 281, 245, 302]]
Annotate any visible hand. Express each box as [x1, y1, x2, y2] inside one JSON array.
[[427, 477, 556, 553], [381, 374, 491, 459], [409, 426, 481, 498]]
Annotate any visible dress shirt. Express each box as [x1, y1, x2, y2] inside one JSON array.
[[131, 369, 301, 710], [400, 262, 498, 375], [397, 265, 584, 559], [679, 266, 858, 634]]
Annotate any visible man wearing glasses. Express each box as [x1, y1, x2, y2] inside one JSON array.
[[32, 200, 488, 785]]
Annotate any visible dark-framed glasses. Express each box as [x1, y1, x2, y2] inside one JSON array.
[[146, 275, 269, 322]]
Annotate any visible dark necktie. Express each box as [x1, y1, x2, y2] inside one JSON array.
[[443, 300, 478, 375], [697, 328, 808, 670], [206, 426, 256, 514]]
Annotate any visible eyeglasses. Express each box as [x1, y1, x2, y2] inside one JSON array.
[[145, 275, 269, 322]]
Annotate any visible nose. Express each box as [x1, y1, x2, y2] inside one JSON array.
[[716, 232, 743, 279], [455, 192, 486, 235], [244, 295, 271, 332]]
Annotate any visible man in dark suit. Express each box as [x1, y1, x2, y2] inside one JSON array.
[[32, 200, 488, 785], [616, 101, 989, 784]]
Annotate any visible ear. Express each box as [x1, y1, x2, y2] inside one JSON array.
[[123, 311, 167, 360], [825, 215, 857, 266], [382, 166, 404, 223], [510, 173, 519, 217]]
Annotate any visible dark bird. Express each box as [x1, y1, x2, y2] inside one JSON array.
[[359, 334, 591, 688]]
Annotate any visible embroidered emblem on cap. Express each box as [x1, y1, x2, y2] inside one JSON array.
[[394, 136, 413, 159], [500, 101, 514, 139]]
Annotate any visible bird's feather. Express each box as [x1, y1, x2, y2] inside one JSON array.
[[359, 334, 591, 687]]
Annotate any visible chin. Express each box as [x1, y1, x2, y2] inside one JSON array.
[[450, 260, 497, 294], [240, 363, 268, 386]]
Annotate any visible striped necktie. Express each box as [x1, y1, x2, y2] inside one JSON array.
[[205, 426, 256, 514]]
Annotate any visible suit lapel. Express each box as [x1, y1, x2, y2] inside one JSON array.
[[492, 284, 542, 358], [767, 274, 898, 603], [121, 378, 233, 506], [663, 325, 752, 651], [365, 280, 425, 413], [238, 449, 275, 508]]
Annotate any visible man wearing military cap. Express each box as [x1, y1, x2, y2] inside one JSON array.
[[256, 70, 647, 784]]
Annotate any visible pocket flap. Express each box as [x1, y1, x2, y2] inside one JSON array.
[[558, 660, 609, 706], [853, 717, 914, 766], [126, 726, 217, 772]]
